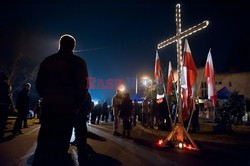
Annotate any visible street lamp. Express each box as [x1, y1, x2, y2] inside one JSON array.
[[119, 84, 126, 92], [141, 75, 151, 87], [135, 74, 153, 96], [141, 75, 153, 97]]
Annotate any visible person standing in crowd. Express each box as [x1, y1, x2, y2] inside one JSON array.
[[142, 97, 149, 127], [90, 102, 96, 124], [102, 99, 109, 122], [109, 105, 114, 121], [158, 98, 171, 130], [94, 101, 102, 124], [34, 99, 42, 124], [132, 99, 139, 127], [33, 34, 88, 166], [112, 89, 122, 136], [13, 83, 31, 135], [0, 75, 12, 141], [88, 100, 94, 124], [119, 93, 133, 138], [149, 98, 158, 129], [192, 99, 200, 132]]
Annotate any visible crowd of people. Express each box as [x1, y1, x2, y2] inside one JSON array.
[[108, 90, 201, 137], [0, 74, 33, 140], [0, 34, 201, 166]]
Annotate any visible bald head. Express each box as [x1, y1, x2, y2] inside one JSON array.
[[59, 34, 76, 51]]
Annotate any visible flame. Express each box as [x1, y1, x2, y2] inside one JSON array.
[[158, 139, 164, 145]]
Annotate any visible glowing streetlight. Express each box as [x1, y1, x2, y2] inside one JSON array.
[[141, 75, 151, 87], [119, 84, 126, 92]]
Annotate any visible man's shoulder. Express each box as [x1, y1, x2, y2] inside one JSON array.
[[41, 53, 86, 65], [72, 54, 86, 65], [40, 53, 58, 64]]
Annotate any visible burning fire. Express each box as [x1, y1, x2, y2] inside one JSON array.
[[158, 139, 164, 146]]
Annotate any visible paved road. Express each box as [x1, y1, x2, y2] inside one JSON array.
[[0, 122, 249, 166]]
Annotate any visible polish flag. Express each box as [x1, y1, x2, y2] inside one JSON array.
[[204, 50, 217, 106], [167, 61, 174, 96], [181, 39, 197, 120], [154, 50, 161, 80]]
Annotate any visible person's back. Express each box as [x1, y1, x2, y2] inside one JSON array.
[[16, 87, 30, 113], [36, 50, 88, 113], [112, 90, 122, 135], [13, 83, 31, 134], [103, 101, 108, 111], [120, 93, 132, 138], [120, 97, 132, 119], [142, 99, 149, 114], [33, 34, 88, 166]]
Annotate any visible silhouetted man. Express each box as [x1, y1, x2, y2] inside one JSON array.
[[102, 99, 109, 122], [13, 83, 31, 135], [33, 34, 88, 166], [0, 74, 11, 141], [93, 101, 102, 124], [112, 90, 122, 135]]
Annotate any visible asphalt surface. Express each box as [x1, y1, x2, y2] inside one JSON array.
[[0, 121, 250, 166]]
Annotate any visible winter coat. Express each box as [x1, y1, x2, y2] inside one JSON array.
[[119, 98, 132, 119], [0, 81, 11, 106], [16, 88, 30, 113], [142, 100, 149, 114], [112, 94, 122, 116], [36, 49, 88, 111]]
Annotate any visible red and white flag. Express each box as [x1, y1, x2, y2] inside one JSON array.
[[204, 49, 217, 106], [167, 61, 174, 96], [154, 50, 161, 80], [180, 39, 197, 120]]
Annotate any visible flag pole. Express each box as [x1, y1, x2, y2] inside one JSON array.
[[160, 68, 173, 127], [187, 68, 205, 132], [172, 78, 179, 125]]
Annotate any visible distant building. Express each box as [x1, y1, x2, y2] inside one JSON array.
[[170, 69, 250, 122], [172, 68, 250, 113], [196, 69, 250, 101]]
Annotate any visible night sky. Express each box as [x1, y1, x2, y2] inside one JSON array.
[[0, 0, 249, 102]]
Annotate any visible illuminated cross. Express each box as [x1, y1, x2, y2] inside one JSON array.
[[157, 4, 209, 150]]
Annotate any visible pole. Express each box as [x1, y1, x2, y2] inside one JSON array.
[[187, 69, 204, 131], [160, 69, 173, 127], [136, 74, 138, 94], [173, 81, 179, 125]]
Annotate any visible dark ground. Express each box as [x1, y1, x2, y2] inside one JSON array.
[[0, 118, 250, 166]]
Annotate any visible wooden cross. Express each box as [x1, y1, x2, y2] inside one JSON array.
[[157, 4, 209, 150]]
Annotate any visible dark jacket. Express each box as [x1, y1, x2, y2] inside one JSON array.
[[0, 81, 11, 106], [16, 88, 30, 113], [120, 98, 133, 119], [158, 98, 168, 118], [80, 92, 92, 116], [94, 103, 102, 115], [103, 102, 108, 112], [76, 92, 92, 123], [36, 49, 88, 110]]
